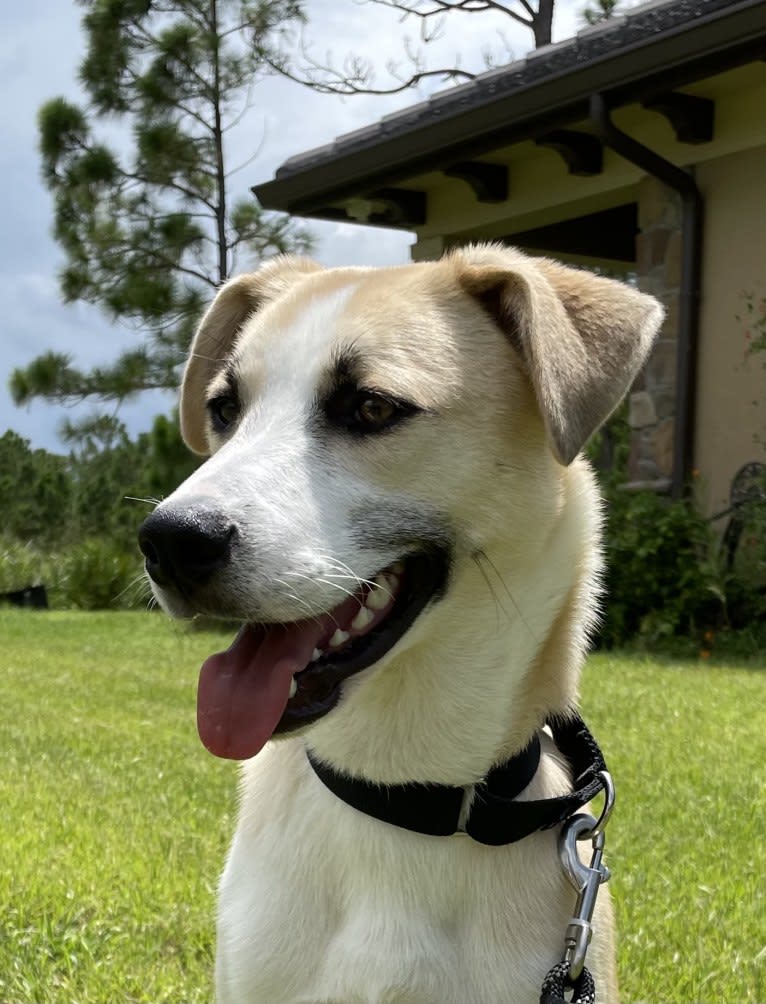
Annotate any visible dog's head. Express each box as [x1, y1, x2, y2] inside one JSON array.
[[139, 245, 662, 764]]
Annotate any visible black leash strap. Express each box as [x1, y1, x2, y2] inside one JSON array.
[[540, 960, 596, 1004], [467, 714, 607, 845], [307, 712, 607, 846]]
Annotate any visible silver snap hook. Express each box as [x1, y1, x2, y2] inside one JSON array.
[[585, 770, 615, 840]]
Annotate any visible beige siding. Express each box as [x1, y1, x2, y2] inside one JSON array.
[[696, 145, 766, 516]]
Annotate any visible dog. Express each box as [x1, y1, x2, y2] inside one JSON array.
[[138, 244, 662, 1003]]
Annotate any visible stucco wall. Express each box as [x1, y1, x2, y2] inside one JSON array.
[[406, 65, 766, 514], [695, 146, 766, 517]]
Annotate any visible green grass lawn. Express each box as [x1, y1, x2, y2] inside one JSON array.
[[1, 608, 764, 1003]]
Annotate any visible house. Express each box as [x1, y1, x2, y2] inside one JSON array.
[[254, 0, 766, 516]]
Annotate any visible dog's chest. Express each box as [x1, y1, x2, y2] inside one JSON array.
[[215, 748, 573, 1004]]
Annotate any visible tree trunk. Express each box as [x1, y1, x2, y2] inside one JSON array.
[[210, 0, 228, 284], [533, 0, 555, 47]]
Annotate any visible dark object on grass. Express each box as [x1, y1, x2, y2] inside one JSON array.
[[0, 585, 49, 609]]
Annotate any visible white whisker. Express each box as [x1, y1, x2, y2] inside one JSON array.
[[273, 578, 325, 631], [114, 572, 153, 605], [475, 550, 536, 641]]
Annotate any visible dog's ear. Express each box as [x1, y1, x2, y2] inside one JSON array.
[[455, 246, 664, 465], [180, 255, 323, 455]]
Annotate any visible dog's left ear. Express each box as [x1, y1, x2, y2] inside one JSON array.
[[456, 247, 664, 465], [180, 255, 323, 455]]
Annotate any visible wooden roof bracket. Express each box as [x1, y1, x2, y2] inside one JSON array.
[[643, 91, 715, 144], [534, 130, 604, 176]]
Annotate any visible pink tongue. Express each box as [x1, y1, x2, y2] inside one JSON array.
[[197, 619, 326, 760]]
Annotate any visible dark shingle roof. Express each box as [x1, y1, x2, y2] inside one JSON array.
[[254, 0, 766, 218]]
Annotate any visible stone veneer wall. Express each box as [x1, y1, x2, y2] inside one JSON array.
[[628, 176, 683, 492]]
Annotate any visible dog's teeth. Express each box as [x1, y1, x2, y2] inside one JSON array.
[[390, 561, 405, 575], [289, 678, 297, 698], [329, 629, 350, 647], [311, 648, 322, 662], [366, 572, 397, 610], [351, 605, 374, 631], [366, 583, 390, 610]]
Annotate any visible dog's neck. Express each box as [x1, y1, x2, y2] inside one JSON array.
[[305, 460, 601, 787]]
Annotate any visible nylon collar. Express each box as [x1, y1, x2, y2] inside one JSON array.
[[306, 713, 608, 846]]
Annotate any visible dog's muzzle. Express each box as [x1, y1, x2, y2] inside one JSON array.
[[138, 500, 452, 763]]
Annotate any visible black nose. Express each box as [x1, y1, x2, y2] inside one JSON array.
[[138, 504, 235, 592]]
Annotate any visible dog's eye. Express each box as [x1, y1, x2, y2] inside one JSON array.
[[347, 389, 416, 434], [323, 384, 418, 435], [356, 395, 397, 430], [208, 394, 240, 433]]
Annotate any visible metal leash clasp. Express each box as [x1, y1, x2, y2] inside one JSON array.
[[557, 771, 615, 982]]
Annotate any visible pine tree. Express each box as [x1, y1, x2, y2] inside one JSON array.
[[12, 0, 312, 408], [583, 0, 619, 26]]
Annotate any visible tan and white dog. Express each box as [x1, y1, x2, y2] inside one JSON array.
[[139, 245, 662, 1004]]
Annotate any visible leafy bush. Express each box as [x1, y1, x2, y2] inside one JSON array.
[[0, 536, 146, 611], [58, 538, 147, 611], [590, 401, 766, 650], [598, 489, 723, 648], [0, 538, 52, 594]]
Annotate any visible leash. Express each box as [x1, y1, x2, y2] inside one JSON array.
[[539, 773, 614, 1003], [307, 713, 615, 1002]]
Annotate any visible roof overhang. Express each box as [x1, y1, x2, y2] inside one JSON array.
[[253, 0, 766, 227]]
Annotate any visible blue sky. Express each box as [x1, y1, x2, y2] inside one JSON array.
[[0, 0, 584, 453]]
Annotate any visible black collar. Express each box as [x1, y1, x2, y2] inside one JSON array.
[[307, 713, 608, 846]]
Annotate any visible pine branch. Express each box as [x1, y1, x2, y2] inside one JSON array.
[[367, 0, 533, 24], [122, 170, 219, 213], [173, 99, 218, 134], [222, 76, 258, 134], [140, 252, 217, 287], [225, 120, 267, 178], [265, 47, 475, 96]]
